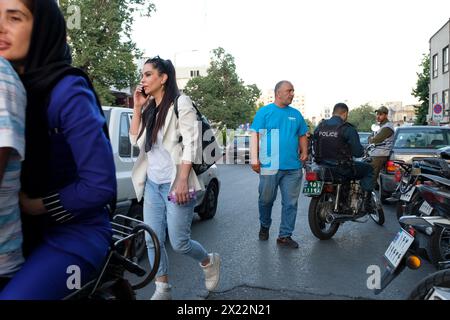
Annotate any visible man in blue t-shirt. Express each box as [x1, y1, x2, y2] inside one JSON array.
[[250, 81, 308, 249]]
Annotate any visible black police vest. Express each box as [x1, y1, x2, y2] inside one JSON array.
[[313, 120, 352, 163]]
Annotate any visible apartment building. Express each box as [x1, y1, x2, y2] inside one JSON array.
[[429, 19, 450, 124]]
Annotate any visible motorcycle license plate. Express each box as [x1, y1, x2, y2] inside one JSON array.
[[419, 201, 433, 216], [302, 181, 323, 195], [384, 229, 415, 269], [400, 186, 416, 202]]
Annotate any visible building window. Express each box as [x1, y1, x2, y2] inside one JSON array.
[[190, 70, 200, 78], [432, 54, 438, 78], [444, 46, 449, 73], [444, 90, 449, 115], [432, 93, 438, 107]]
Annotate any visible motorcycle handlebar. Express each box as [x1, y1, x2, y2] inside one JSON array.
[[111, 251, 146, 277]]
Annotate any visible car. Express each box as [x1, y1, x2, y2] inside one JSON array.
[[102, 106, 221, 222], [379, 125, 450, 203], [358, 132, 372, 147], [225, 133, 250, 164]]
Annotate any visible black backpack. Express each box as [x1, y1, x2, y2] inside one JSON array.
[[174, 95, 221, 175]]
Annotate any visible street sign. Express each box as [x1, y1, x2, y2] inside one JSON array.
[[433, 103, 443, 122]]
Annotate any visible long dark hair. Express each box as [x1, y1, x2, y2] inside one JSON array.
[[138, 56, 180, 144]]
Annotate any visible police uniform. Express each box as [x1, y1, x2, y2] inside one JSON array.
[[313, 116, 374, 192]]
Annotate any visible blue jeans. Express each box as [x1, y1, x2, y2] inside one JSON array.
[[258, 169, 302, 238], [143, 179, 209, 278]]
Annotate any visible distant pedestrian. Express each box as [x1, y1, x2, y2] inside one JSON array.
[[250, 81, 308, 249], [368, 106, 394, 189], [129, 56, 221, 300]]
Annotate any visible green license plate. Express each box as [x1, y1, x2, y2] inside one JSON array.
[[302, 181, 324, 195]]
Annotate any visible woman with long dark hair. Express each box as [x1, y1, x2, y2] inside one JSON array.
[[0, 0, 116, 299], [129, 56, 220, 299]]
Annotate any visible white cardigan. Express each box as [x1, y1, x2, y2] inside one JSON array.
[[129, 95, 204, 201]]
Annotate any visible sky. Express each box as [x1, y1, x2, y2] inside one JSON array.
[[131, 0, 450, 117]]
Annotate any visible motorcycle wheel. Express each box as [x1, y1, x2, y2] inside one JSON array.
[[369, 191, 385, 226], [430, 226, 450, 268], [308, 193, 340, 240], [408, 268, 450, 300]]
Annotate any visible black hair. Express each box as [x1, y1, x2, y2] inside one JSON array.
[[20, 0, 34, 13], [333, 103, 349, 115], [138, 56, 180, 144]]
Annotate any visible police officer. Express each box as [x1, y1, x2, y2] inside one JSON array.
[[313, 103, 374, 212], [368, 106, 395, 189]]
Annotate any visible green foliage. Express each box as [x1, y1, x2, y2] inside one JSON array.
[[411, 54, 430, 125], [304, 118, 315, 132], [59, 0, 155, 105], [347, 104, 376, 132], [183, 47, 261, 129]]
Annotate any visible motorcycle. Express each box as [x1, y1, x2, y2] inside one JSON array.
[[303, 143, 385, 240], [391, 157, 450, 223], [374, 183, 450, 299], [64, 214, 160, 300]]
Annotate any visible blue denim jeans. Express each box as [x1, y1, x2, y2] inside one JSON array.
[[143, 179, 209, 278], [258, 169, 302, 238]]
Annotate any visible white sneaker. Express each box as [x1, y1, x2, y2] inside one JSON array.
[[200, 253, 221, 291], [150, 281, 172, 300]]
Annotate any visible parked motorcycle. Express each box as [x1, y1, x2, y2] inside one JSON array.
[[374, 184, 450, 299], [303, 143, 385, 240], [392, 158, 450, 223], [64, 214, 160, 300]]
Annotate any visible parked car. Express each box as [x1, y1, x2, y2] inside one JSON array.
[[358, 132, 372, 147], [225, 133, 250, 163], [379, 125, 450, 203], [102, 106, 221, 222]]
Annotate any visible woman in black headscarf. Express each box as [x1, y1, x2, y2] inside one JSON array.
[[0, 0, 116, 299]]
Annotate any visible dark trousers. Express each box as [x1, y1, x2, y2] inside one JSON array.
[[332, 161, 374, 192], [371, 156, 388, 187]]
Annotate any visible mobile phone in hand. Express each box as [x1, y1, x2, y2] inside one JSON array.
[[141, 87, 148, 97]]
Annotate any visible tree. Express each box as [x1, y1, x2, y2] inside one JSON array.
[[183, 48, 261, 130], [411, 54, 430, 125], [347, 104, 376, 132], [305, 118, 315, 133], [59, 0, 155, 105]]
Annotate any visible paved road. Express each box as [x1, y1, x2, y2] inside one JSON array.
[[130, 164, 435, 300]]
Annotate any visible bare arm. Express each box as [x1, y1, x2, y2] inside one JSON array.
[[250, 131, 260, 173], [173, 162, 193, 205], [299, 135, 308, 162], [130, 85, 149, 138]]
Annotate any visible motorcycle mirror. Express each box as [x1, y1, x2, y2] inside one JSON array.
[[439, 146, 450, 160], [371, 124, 380, 132]]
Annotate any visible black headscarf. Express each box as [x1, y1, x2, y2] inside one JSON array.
[[20, 0, 108, 198]]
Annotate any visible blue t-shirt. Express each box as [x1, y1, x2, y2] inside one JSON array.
[[250, 103, 308, 170]]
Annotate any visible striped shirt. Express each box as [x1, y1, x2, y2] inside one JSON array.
[[0, 57, 26, 277]]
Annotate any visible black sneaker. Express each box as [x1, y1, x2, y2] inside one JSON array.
[[259, 226, 269, 241], [276, 236, 299, 249]]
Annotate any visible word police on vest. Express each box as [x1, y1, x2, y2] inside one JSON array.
[[319, 131, 338, 138]]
